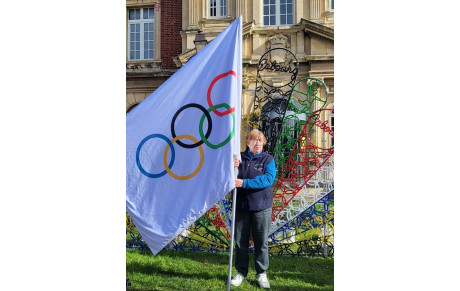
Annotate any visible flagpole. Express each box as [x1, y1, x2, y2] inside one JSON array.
[[227, 156, 239, 290]]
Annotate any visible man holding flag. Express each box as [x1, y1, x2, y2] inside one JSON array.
[[126, 13, 242, 285]]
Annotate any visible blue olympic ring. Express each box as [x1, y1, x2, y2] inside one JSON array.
[[136, 134, 175, 178]]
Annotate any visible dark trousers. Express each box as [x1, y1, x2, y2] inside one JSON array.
[[234, 207, 272, 276]]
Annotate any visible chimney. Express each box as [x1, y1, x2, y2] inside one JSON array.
[[193, 31, 207, 53]]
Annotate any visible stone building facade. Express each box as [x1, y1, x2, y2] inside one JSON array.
[[126, 0, 334, 129]]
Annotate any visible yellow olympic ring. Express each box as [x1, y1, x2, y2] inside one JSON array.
[[163, 134, 204, 180]]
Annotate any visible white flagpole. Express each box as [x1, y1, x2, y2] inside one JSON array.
[[227, 155, 239, 290]]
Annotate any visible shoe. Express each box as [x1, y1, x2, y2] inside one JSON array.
[[257, 273, 270, 289], [230, 273, 245, 286]]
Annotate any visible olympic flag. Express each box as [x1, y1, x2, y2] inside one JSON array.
[[126, 17, 242, 254]]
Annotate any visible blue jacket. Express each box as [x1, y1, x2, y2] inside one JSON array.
[[236, 149, 276, 212]]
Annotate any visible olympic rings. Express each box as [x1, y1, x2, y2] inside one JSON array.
[[207, 70, 236, 117], [163, 134, 204, 180], [136, 134, 175, 178], [136, 70, 237, 181], [171, 103, 212, 149], [199, 103, 235, 149]]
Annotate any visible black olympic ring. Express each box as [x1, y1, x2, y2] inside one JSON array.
[[170, 103, 213, 149]]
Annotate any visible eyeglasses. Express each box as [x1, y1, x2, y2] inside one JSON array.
[[248, 139, 263, 144]]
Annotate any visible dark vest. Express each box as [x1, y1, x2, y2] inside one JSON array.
[[236, 150, 274, 212]]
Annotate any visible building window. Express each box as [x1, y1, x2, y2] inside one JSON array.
[[263, 0, 294, 26], [128, 8, 154, 61], [328, 0, 334, 10], [210, 0, 227, 18]]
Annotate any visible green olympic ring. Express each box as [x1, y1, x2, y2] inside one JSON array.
[[199, 103, 235, 149]]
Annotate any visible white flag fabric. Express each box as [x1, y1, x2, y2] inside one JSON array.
[[126, 17, 242, 255]]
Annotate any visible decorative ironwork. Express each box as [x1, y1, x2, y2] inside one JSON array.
[[271, 77, 329, 176], [254, 48, 299, 154], [126, 212, 149, 250], [270, 154, 334, 235], [267, 191, 334, 257], [272, 108, 334, 222]]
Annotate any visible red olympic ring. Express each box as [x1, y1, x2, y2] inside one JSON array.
[[207, 70, 236, 117]]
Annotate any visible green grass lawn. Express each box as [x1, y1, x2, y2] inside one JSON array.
[[127, 249, 333, 291]]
